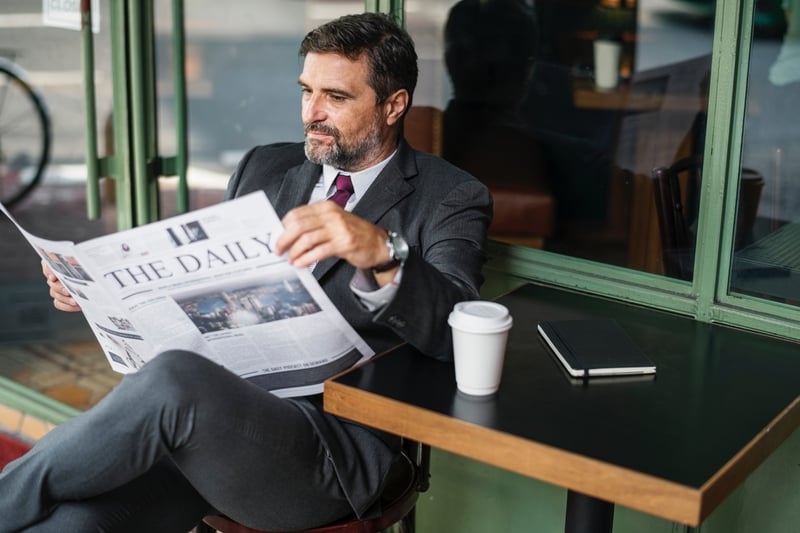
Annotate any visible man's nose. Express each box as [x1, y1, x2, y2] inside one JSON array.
[[302, 95, 326, 124]]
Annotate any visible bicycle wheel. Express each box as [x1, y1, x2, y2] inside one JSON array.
[[0, 57, 51, 209]]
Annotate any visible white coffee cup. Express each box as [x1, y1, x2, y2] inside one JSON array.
[[448, 301, 513, 396], [593, 39, 622, 91]]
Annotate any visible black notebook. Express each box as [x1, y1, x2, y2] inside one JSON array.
[[537, 319, 656, 378]]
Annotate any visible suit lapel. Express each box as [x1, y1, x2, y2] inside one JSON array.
[[272, 161, 320, 219]]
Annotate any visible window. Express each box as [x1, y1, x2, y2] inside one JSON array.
[[0, 0, 113, 343], [154, 0, 363, 216], [730, 0, 800, 308], [405, 0, 715, 279], [405, 0, 800, 338]]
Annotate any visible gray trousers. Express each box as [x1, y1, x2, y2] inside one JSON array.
[[0, 351, 356, 532]]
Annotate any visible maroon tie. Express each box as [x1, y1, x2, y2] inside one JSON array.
[[329, 173, 354, 209]]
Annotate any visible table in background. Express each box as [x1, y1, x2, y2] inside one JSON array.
[[324, 283, 800, 532], [732, 220, 800, 304]]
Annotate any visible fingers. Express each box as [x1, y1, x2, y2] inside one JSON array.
[[50, 290, 81, 312], [277, 203, 388, 269], [278, 204, 351, 267], [286, 231, 336, 267], [42, 260, 81, 312], [49, 282, 80, 312], [276, 203, 330, 257], [41, 260, 56, 281]]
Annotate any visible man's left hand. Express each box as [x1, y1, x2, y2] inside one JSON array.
[[277, 201, 391, 271]]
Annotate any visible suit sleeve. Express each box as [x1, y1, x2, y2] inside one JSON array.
[[223, 146, 258, 200], [373, 178, 492, 362]]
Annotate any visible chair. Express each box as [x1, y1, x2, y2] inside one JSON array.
[[403, 105, 556, 248], [195, 439, 430, 533], [652, 156, 764, 280], [404, 106, 443, 156]]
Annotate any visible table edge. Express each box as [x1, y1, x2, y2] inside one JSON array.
[[324, 379, 709, 525], [699, 394, 800, 517]]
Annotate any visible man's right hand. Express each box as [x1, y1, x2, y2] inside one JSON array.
[[42, 260, 81, 312]]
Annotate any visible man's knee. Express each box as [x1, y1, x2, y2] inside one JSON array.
[[127, 350, 218, 403]]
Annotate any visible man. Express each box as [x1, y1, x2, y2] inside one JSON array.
[[441, 0, 554, 241], [0, 12, 490, 532]]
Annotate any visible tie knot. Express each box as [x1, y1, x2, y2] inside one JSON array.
[[334, 173, 353, 194], [330, 173, 354, 208]]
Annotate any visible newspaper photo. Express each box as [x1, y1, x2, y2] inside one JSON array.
[[0, 192, 374, 398]]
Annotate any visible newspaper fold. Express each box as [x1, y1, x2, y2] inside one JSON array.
[[0, 192, 374, 398]]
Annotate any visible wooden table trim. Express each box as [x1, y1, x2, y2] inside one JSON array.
[[699, 395, 800, 517], [325, 380, 704, 526]]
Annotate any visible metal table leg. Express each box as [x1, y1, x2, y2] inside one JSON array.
[[564, 490, 615, 533]]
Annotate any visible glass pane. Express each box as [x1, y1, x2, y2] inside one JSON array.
[[154, 0, 362, 218], [0, 0, 115, 343], [0, 1, 121, 411], [731, 0, 800, 305], [405, 0, 714, 279]]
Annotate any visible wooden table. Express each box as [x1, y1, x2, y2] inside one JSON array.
[[572, 78, 664, 111], [324, 283, 800, 531]]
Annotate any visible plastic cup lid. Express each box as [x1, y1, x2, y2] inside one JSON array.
[[448, 301, 513, 333]]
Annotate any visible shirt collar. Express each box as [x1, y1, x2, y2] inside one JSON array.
[[321, 149, 398, 204]]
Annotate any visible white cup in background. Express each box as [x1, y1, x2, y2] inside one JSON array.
[[448, 301, 513, 396], [593, 39, 622, 91]]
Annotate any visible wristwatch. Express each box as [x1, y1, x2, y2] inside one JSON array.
[[373, 230, 409, 273]]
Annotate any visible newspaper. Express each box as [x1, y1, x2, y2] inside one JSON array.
[[0, 192, 374, 398]]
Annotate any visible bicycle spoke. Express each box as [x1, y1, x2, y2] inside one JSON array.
[[0, 59, 51, 208], [0, 110, 41, 132]]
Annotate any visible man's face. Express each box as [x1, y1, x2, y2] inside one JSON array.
[[299, 52, 392, 171]]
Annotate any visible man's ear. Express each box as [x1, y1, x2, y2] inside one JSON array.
[[383, 89, 409, 126]]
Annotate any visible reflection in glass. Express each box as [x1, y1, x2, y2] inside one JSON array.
[[441, 0, 554, 248], [732, 0, 800, 305], [406, 0, 715, 278]]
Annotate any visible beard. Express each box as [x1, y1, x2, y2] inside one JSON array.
[[303, 115, 383, 171]]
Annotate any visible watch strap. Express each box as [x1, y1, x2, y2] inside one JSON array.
[[372, 258, 402, 273]]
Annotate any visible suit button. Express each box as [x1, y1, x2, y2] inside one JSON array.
[[388, 315, 407, 328]]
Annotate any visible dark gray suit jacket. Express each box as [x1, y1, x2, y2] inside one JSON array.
[[224, 139, 491, 517]]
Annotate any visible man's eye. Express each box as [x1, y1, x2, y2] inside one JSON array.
[[330, 94, 346, 102]]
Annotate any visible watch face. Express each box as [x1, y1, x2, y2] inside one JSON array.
[[390, 232, 410, 261]]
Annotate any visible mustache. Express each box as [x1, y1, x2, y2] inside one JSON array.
[[304, 123, 340, 138]]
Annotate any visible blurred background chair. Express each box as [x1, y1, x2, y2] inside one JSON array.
[[404, 105, 555, 249], [195, 439, 430, 533], [404, 106, 443, 157], [652, 155, 764, 280]]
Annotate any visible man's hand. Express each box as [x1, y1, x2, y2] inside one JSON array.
[[277, 201, 392, 271], [42, 261, 81, 312]]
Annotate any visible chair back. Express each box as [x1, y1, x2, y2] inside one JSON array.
[[652, 156, 764, 280], [652, 156, 700, 279], [404, 106, 443, 156], [735, 168, 765, 249]]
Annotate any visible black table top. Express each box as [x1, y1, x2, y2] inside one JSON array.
[[326, 283, 800, 524]]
